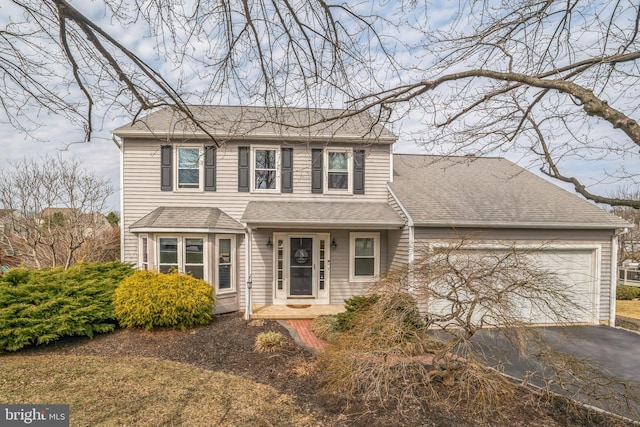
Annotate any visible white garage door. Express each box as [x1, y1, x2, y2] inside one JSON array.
[[425, 247, 599, 326], [527, 249, 597, 324]]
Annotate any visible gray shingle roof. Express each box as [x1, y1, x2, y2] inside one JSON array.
[[390, 155, 629, 229], [112, 105, 397, 143], [241, 202, 405, 228], [130, 207, 244, 232]]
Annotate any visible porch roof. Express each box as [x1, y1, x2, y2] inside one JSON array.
[[241, 201, 405, 229], [129, 207, 244, 233]]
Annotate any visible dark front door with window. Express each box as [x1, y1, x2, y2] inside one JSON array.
[[289, 237, 313, 296]]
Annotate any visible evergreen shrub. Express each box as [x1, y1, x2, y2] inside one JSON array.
[[0, 262, 134, 352], [616, 285, 640, 300], [113, 270, 215, 330]]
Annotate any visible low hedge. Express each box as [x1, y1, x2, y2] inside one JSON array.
[[617, 285, 640, 300], [113, 270, 215, 330], [0, 262, 134, 352]]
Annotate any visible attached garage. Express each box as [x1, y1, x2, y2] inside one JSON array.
[[388, 155, 629, 325]]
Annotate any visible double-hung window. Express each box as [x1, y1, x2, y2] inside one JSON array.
[[216, 235, 236, 292], [325, 149, 352, 192], [184, 238, 204, 279], [350, 232, 380, 281], [159, 237, 179, 273], [140, 235, 149, 270], [157, 236, 206, 280], [177, 147, 201, 189], [253, 147, 279, 191]]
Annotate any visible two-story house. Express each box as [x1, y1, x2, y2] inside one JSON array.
[[113, 105, 629, 325]]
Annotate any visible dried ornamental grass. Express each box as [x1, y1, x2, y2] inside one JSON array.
[[254, 331, 288, 353]]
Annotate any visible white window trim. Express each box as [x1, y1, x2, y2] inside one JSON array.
[[324, 148, 352, 194], [156, 235, 208, 281], [175, 145, 204, 191], [349, 232, 380, 282], [251, 145, 280, 193], [215, 234, 236, 294], [139, 234, 149, 271]]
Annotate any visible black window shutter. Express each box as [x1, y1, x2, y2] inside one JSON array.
[[311, 148, 323, 194], [204, 145, 216, 191], [238, 146, 250, 192], [353, 149, 365, 194], [160, 145, 173, 191], [281, 147, 293, 193]]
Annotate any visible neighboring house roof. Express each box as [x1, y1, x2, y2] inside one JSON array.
[[130, 207, 244, 233], [390, 154, 630, 230], [241, 201, 405, 229], [0, 234, 15, 257], [112, 105, 397, 143]]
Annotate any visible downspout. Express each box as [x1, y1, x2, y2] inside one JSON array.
[[112, 136, 125, 263], [610, 227, 630, 327], [244, 226, 253, 320]]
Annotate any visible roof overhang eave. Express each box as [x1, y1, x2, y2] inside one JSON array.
[[111, 130, 397, 144], [241, 220, 405, 230], [412, 221, 630, 230], [129, 227, 245, 234]]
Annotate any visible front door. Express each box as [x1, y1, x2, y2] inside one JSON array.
[[289, 237, 313, 296], [273, 233, 330, 304]]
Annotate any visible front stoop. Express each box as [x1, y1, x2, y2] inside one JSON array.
[[250, 304, 345, 319]]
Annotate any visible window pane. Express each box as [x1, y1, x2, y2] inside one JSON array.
[[178, 148, 199, 167], [255, 149, 276, 169], [218, 239, 231, 263], [185, 238, 203, 264], [355, 258, 375, 276], [159, 264, 175, 273], [178, 169, 199, 186], [186, 265, 204, 280], [141, 237, 148, 263], [328, 172, 348, 189], [218, 265, 231, 289], [159, 238, 178, 264], [328, 152, 347, 170], [355, 238, 374, 257], [255, 170, 276, 189]]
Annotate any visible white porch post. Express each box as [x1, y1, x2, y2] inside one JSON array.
[[244, 226, 253, 320]]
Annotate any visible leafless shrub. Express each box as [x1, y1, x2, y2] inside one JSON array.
[[321, 240, 640, 421]]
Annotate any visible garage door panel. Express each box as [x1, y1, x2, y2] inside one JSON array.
[[426, 248, 598, 326]]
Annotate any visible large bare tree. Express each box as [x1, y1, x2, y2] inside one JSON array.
[[0, 155, 115, 269], [3, 0, 639, 206]]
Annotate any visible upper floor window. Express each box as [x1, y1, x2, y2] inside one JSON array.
[[161, 145, 216, 192], [325, 149, 352, 193], [252, 147, 280, 192], [177, 147, 201, 189]]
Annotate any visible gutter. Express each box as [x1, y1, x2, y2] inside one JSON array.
[[111, 130, 397, 144], [611, 227, 630, 327], [244, 226, 253, 320], [112, 136, 125, 263], [411, 221, 631, 230]]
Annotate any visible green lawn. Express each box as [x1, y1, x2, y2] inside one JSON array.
[[616, 300, 640, 320], [0, 355, 316, 427]]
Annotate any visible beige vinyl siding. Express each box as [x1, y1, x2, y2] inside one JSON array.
[[249, 231, 274, 306], [413, 227, 614, 322], [387, 192, 410, 270], [121, 139, 392, 266]]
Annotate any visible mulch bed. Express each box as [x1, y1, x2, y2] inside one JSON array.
[[18, 313, 637, 426]]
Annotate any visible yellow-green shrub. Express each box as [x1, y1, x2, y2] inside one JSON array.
[[113, 270, 215, 330]]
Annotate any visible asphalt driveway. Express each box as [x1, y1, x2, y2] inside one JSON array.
[[471, 325, 640, 421]]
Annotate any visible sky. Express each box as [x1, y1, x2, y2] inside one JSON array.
[[1, 1, 637, 214]]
